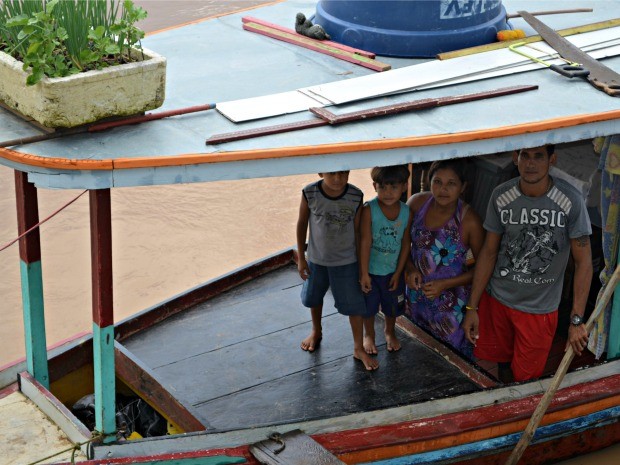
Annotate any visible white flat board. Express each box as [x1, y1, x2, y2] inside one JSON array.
[[215, 90, 328, 123], [420, 41, 620, 91], [305, 27, 620, 104], [216, 27, 620, 122]]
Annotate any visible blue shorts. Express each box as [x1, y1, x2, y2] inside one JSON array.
[[364, 273, 406, 318], [301, 261, 367, 316]]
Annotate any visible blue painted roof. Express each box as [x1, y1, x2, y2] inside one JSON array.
[[1, 0, 619, 189]]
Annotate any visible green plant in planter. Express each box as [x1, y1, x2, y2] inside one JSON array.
[[0, 0, 147, 85]]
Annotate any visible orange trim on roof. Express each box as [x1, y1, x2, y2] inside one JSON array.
[[2, 109, 620, 171], [0, 147, 114, 170]]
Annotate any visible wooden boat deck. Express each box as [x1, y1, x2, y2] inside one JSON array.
[[0, 390, 87, 464], [122, 263, 483, 432]]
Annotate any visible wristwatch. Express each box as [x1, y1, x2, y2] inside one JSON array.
[[570, 314, 584, 326]]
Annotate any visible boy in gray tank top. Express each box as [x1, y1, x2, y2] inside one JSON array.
[[462, 145, 593, 382], [297, 171, 379, 370]]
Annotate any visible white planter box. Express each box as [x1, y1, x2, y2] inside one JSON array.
[[0, 47, 166, 128]]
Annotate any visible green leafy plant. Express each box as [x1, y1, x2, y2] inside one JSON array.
[[0, 0, 147, 85]]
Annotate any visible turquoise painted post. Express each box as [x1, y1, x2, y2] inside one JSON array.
[[90, 189, 116, 441], [20, 261, 48, 388], [15, 171, 49, 389], [608, 246, 620, 358], [93, 323, 116, 439]]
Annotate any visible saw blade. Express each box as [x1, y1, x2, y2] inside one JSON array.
[[518, 10, 620, 96]]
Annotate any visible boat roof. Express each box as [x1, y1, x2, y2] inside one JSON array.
[[1, 0, 619, 190]]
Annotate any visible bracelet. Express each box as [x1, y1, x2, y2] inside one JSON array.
[[465, 305, 478, 311]]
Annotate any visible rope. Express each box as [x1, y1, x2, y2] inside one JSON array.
[[0, 190, 87, 253], [27, 430, 104, 465]]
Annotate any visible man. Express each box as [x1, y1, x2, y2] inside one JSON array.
[[462, 145, 592, 382]]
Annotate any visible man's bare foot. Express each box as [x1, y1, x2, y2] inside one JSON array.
[[363, 335, 378, 355], [301, 330, 322, 352], [354, 348, 379, 370], [386, 333, 401, 352]]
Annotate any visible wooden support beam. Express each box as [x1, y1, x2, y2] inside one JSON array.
[[242, 21, 391, 72], [89, 188, 116, 441], [14, 171, 49, 389], [114, 342, 207, 433]]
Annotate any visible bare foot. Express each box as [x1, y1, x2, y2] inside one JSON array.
[[386, 333, 401, 352], [354, 348, 379, 370], [363, 335, 378, 355], [301, 330, 322, 352]]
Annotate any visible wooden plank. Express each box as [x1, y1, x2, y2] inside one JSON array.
[[0, 390, 88, 463], [243, 22, 391, 72], [207, 118, 327, 145], [210, 85, 538, 145], [114, 342, 207, 433], [437, 17, 620, 60], [88, 363, 620, 459], [116, 249, 295, 341], [241, 16, 376, 58], [316, 378, 620, 463], [310, 98, 439, 124], [69, 454, 247, 465], [395, 316, 498, 388], [505, 8, 593, 19], [18, 371, 91, 456], [217, 27, 619, 122], [250, 429, 345, 464]]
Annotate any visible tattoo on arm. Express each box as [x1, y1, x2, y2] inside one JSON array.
[[575, 236, 590, 247]]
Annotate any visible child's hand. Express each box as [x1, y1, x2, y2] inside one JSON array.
[[298, 259, 310, 281], [422, 280, 445, 301], [388, 273, 401, 291], [406, 269, 422, 290], [360, 274, 372, 293]]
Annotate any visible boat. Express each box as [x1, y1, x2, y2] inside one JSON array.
[[0, 1, 619, 464]]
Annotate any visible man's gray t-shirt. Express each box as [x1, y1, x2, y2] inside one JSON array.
[[484, 176, 591, 314], [304, 181, 363, 267]]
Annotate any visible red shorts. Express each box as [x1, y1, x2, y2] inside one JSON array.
[[474, 291, 558, 382]]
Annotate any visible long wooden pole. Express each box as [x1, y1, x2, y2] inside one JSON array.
[[0, 103, 216, 148], [437, 17, 620, 60], [506, 8, 593, 19], [505, 263, 620, 465]]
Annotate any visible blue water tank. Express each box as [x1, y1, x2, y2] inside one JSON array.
[[313, 0, 509, 57]]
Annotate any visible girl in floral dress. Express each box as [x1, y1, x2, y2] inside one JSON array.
[[405, 160, 484, 358]]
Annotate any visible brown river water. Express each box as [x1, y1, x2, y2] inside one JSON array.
[[0, 1, 617, 462]]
